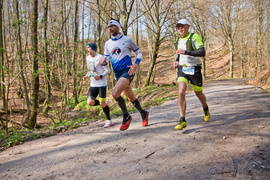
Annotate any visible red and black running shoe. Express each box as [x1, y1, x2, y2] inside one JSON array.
[[141, 110, 149, 127], [120, 114, 132, 131]]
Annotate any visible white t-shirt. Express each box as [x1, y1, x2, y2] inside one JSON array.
[[86, 53, 110, 87]]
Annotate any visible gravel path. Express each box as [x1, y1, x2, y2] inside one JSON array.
[[0, 79, 269, 180]]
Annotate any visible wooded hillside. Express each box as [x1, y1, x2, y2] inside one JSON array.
[[0, 0, 269, 133]]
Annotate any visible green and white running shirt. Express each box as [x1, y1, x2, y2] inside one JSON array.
[[177, 32, 204, 66]]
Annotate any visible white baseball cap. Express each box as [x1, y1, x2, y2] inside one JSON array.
[[176, 19, 190, 27]]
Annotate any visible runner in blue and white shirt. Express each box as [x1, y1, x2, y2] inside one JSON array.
[[101, 18, 149, 131]]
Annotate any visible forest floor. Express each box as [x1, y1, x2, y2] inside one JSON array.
[[0, 78, 269, 180]]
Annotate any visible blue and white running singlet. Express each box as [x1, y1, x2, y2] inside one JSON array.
[[104, 34, 142, 72]]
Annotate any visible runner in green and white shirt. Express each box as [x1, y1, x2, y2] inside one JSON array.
[[173, 19, 210, 130]]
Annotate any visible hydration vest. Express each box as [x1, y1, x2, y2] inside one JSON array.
[[174, 33, 195, 51]]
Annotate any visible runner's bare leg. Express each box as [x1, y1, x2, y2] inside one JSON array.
[[178, 81, 187, 117]]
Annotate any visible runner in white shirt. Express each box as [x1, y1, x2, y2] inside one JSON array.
[[83, 42, 112, 128], [101, 19, 149, 131]]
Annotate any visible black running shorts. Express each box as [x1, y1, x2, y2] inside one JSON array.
[[177, 65, 203, 87], [87, 86, 107, 101]]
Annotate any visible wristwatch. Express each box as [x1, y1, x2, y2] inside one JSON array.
[[100, 75, 103, 79]]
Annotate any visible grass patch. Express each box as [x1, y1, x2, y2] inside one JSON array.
[[1, 84, 178, 151], [69, 96, 88, 109], [0, 128, 53, 151]]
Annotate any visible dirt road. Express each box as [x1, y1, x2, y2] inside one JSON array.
[[0, 79, 269, 180]]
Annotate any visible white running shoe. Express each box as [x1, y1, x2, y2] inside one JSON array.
[[104, 120, 112, 128]]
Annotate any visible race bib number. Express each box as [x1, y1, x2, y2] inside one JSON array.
[[182, 66, 195, 75]]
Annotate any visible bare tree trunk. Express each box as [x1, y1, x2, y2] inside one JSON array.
[[151, 65, 156, 84], [6, 1, 19, 106], [229, 41, 234, 79], [254, 0, 263, 75], [13, 0, 31, 123], [2, 11, 12, 133], [97, 0, 102, 52], [240, 17, 245, 78], [202, 57, 206, 80], [0, 0, 7, 133], [59, 0, 67, 122], [0, 0, 6, 110], [144, 27, 153, 86], [257, 0, 263, 72], [267, 2, 269, 69], [248, 50, 251, 78], [135, 0, 141, 89], [43, 0, 50, 115], [241, 33, 245, 78], [241, 47, 244, 78], [121, 0, 135, 35], [78, 0, 86, 96], [145, 34, 160, 86], [63, 0, 69, 105], [72, 0, 79, 106], [27, 0, 39, 128], [10, 22, 21, 101], [87, 10, 91, 40], [13, 1, 23, 100], [211, 0, 240, 79], [143, 0, 173, 86]]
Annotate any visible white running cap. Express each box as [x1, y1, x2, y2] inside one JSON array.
[[176, 19, 190, 27]]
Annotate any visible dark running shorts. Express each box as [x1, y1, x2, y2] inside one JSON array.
[[177, 65, 203, 87], [114, 68, 134, 84], [87, 86, 107, 101]]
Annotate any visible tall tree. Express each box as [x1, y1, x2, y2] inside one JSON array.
[[43, 0, 50, 115], [210, 0, 241, 78], [0, 0, 5, 108], [57, 0, 69, 121], [96, 0, 102, 52], [253, 0, 268, 74], [62, 0, 70, 105], [78, 0, 86, 96], [27, 0, 39, 128], [135, 0, 141, 88], [121, 0, 135, 35], [267, 2, 270, 69], [72, 0, 79, 106], [0, 0, 7, 132], [143, 0, 174, 86], [13, 0, 31, 123], [238, 2, 250, 78]]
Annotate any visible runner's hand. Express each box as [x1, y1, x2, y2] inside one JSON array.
[[100, 58, 107, 66], [128, 64, 138, 75], [94, 75, 101, 80], [173, 61, 179, 69], [83, 75, 88, 81], [176, 48, 185, 55]]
